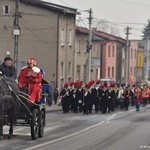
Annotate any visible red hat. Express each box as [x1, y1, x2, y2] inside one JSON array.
[[96, 80, 100, 84], [70, 82, 74, 86], [27, 58, 36, 65], [89, 80, 95, 85], [103, 81, 108, 87], [110, 82, 116, 87], [74, 81, 81, 88], [64, 82, 69, 88], [85, 83, 91, 89]]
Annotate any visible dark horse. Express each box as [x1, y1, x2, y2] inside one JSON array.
[[0, 76, 19, 141]]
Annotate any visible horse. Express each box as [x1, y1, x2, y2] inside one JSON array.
[[0, 76, 19, 141]]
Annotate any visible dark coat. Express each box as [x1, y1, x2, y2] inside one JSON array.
[[0, 62, 17, 79]]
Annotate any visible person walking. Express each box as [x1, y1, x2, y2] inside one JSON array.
[[53, 88, 59, 105], [123, 86, 130, 111], [60, 82, 70, 113], [134, 86, 142, 111]]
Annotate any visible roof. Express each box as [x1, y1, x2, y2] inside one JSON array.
[[20, 0, 80, 15], [92, 30, 126, 44], [76, 26, 89, 34], [76, 26, 126, 44], [92, 35, 104, 41]]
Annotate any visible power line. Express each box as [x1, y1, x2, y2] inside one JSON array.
[[117, 0, 150, 7]]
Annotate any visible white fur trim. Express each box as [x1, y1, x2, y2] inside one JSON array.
[[32, 66, 40, 73], [21, 66, 28, 70]]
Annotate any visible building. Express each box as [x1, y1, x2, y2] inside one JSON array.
[[92, 29, 126, 84], [0, 0, 79, 89]]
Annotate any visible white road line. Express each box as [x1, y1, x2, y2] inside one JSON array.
[[23, 121, 105, 150]]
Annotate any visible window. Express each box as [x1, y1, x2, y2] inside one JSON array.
[[112, 67, 114, 78], [83, 65, 87, 80], [95, 46, 99, 55], [76, 65, 81, 80], [134, 67, 136, 76], [131, 48, 133, 58], [61, 29, 65, 46], [108, 46, 111, 57], [68, 62, 72, 78], [76, 40, 80, 52], [130, 67, 132, 74], [60, 62, 65, 79], [112, 46, 115, 57], [68, 29, 72, 46], [96, 68, 98, 80], [3, 5, 10, 15], [108, 67, 110, 77], [134, 49, 136, 58]]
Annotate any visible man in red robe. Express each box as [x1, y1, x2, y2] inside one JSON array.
[[18, 58, 42, 103]]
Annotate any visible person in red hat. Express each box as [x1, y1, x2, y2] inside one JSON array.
[[100, 81, 108, 113], [72, 81, 80, 113], [107, 84, 115, 113], [91, 80, 101, 113], [77, 81, 84, 113], [69, 82, 74, 112], [18, 58, 42, 103], [60, 82, 70, 113], [83, 83, 91, 115]]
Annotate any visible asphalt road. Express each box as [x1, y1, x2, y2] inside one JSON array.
[[1, 105, 150, 150]]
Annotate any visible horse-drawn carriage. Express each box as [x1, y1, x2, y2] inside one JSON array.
[[0, 76, 46, 140]]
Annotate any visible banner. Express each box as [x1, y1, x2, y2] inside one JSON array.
[[137, 51, 144, 67]]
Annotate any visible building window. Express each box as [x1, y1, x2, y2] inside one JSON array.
[[108, 67, 110, 77], [96, 68, 98, 79], [130, 67, 132, 74], [3, 5, 10, 15], [112, 66, 114, 78], [60, 62, 65, 79], [68, 62, 72, 78], [131, 48, 133, 58], [76, 40, 80, 52], [134, 67, 136, 76], [61, 28, 65, 46], [83, 65, 87, 81], [108, 46, 111, 57], [134, 49, 136, 58], [76, 65, 80, 81], [112, 46, 115, 57], [82, 40, 86, 53], [95, 46, 99, 56], [68, 29, 72, 46]]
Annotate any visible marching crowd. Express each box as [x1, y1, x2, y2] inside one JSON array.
[[0, 55, 150, 113], [59, 80, 150, 114]]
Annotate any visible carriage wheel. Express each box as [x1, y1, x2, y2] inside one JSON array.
[[38, 110, 45, 138], [31, 109, 39, 139]]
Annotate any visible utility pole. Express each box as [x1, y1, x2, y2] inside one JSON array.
[[125, 26, 130, 86], [86, 8, 92, 83], [13, 0, 21, 69], [145, 36, 150, 82]]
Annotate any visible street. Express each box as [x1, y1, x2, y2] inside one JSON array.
[[1, 105, 150, 150]]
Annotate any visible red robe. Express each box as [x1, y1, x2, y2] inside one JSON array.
[[18, 66, 42, 103]]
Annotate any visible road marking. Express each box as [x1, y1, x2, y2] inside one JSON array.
[[23, 121, 105, 150]]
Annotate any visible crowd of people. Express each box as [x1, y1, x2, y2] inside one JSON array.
[[0, 56, 150, 113], [59, 80, 150, 114]]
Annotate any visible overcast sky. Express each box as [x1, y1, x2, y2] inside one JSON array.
[[43, 0, 150, 40]]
